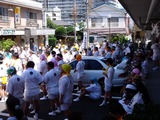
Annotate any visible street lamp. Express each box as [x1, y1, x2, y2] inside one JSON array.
[[108, 15, 111, 41]]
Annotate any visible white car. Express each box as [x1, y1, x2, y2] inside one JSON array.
[[69, 56, 126, 87]]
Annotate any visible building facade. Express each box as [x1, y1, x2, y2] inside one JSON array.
[[0, 0, 54, 48], [89, 4, 131, 40], [37, 0, 119, 24], [46, 6, 61, 21]]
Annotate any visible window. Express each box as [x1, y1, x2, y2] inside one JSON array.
[[52, 13, 56, 16], [109, 17, 119, 27], [91, 18, 103, 27], [26, 12, 37, 19], [26, 12, 37, 24], [110, 17, 118, 22], [0, 7, 8, 21], [83, 60, 103, 70]]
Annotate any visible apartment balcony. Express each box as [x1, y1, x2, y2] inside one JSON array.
[[90, 22, 125, 29], [26, 19, 38, 26]]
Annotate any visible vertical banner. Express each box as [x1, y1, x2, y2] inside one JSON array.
[[82, 31, 87, 49], [15, 7, 21, 24]]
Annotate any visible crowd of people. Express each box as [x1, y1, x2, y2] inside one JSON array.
[[0, 37, 159, 120]]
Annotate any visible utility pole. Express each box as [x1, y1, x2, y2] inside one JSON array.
[[73, 0, 77, 43], [86, 0, 89, 49], [86, 0, 92, 49], [43, 0, 48, 45]]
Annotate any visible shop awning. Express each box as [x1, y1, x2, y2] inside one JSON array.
[[25, 29, 55, 36]]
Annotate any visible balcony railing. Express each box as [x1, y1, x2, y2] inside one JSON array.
[[26, 18, 37, 24], [91, 22, 126, 28], [0, 15, 9, 22], [110, 22, 119, 27]]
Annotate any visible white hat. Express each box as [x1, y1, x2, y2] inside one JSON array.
[[126, 84, 137, 91]]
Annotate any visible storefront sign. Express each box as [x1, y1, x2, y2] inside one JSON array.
[[2, 29, 15, 35], [15, 7, 21, 24]]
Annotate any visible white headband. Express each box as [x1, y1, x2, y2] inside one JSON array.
[[126, 84, 137, 91]]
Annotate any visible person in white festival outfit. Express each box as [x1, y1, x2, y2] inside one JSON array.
[[38, 54, 48, 101], [100, 58, 115, 106], [21, 61, 43, 120], [119, 84, 144, 114], [151, 38, 160, 70], [6, 66, 24, 106], [74, 55, 85, 92], [43, 62, 61, 116], [59, 64, 73, 120], [73, 78, 101, 102]]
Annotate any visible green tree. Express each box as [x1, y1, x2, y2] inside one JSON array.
[[0, 38, 16, 51], [48, 35, 57, 48], [66, 26, 74, 36], [78, 22, 85, 32], [47, 18, 57, 29], [55, 26, 67, 40]]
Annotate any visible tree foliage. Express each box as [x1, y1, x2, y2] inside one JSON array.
[[55, 26, 67, 40], [47, 18, 57, 29], [0, 38, 16, 51], [78, 22, 85, 32], [111, 34, 128, 44], [66, 26, 74, 35], [48, 35, 57, 48]]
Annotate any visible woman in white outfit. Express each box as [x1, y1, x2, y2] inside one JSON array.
[[59, 64, 73, 120]]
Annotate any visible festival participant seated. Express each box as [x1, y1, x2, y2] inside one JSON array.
[[73, 78, 102, 102], [119, 84, 144, 114]]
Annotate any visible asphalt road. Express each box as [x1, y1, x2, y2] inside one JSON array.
[[0, 87, 123, 120], [0, 93, 109, 120]]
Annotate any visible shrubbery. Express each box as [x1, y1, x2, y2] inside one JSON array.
[[0, 38, 16, 51]]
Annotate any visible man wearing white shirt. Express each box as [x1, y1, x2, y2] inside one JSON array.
[[151, 38, 160, 70], [22, 61, 43, 120], [43, 62, 61, 116], [59, 64, 73, 120], [73, 78, 101, 102], [93, 47, 99, 57], [6, 66, 24, 105], [119, 84, 144, 114], [74, 55, 85, 92]]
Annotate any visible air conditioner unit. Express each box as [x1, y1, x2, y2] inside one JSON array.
[[102, 23, 105, 27]]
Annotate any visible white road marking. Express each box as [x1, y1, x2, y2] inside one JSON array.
[[72, 93, 121, 99]]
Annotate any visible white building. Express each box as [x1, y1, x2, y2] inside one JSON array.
[[89, 4, 131, 40], [46, 6, 61, 21], [0, 0, 55, 48]]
